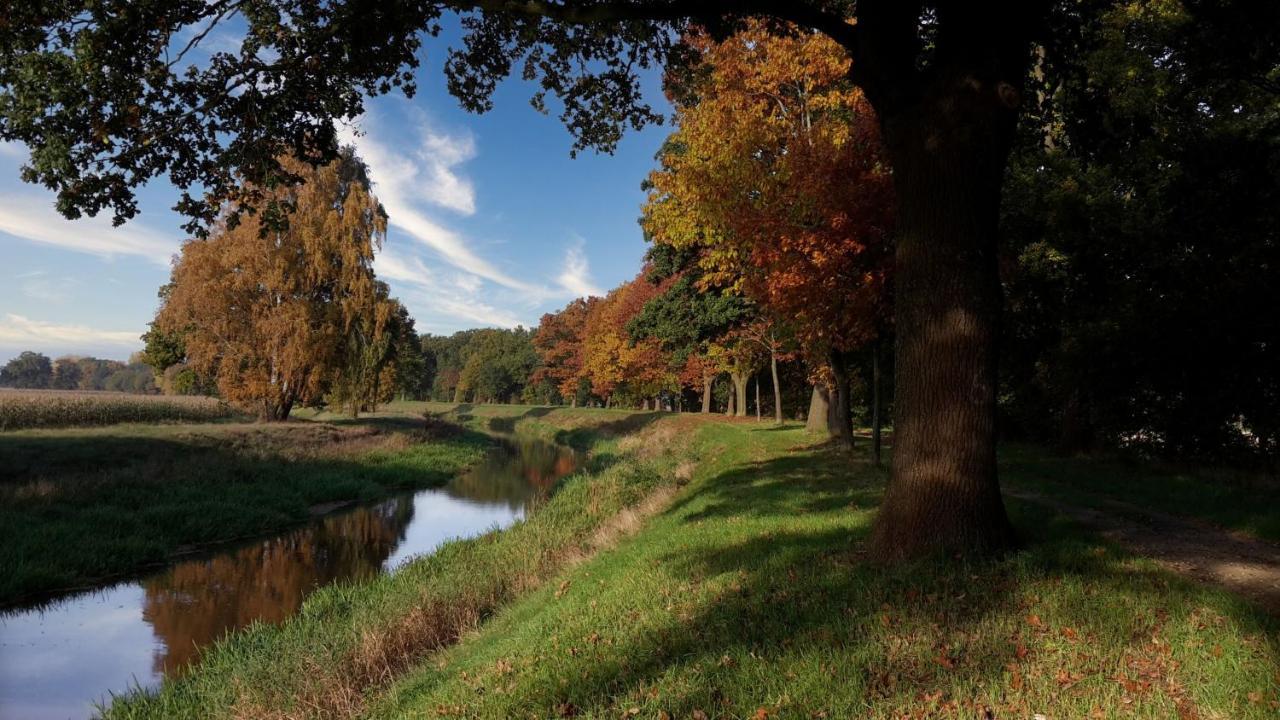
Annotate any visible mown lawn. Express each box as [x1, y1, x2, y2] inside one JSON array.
[[0, 418, 492, 605], [103, 409, 1280, 719]]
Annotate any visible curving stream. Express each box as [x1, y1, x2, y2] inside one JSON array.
[[0, 435, 579, 720]]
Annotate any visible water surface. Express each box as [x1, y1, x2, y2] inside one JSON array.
[[0, 436, 577, 720]]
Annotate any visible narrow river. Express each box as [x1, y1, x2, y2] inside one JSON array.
[[0, 435, 579, 720]]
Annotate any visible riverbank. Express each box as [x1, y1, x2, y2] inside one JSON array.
[[101, 406, 696, 719], [0, 417, 492, 605], [101, 407, 1279, 719]]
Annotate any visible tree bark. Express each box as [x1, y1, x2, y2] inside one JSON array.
[[806, 385, 832, 436], [724, 378, 735, 416], [701, 371, 713, 413], [731, 371, 748, 417], [770, 351, 783, 424], [829, 350, 853, 448], [868, 72, 1021, 561]]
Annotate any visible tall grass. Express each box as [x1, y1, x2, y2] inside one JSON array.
[[0, 389, 236, 430]]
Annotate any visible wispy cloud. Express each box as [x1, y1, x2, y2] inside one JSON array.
[[18, 272, 78, 304], [337, 118, 543, 294], [557, 236, 603, 298], [0, 314, 142, 349], [0, 195, 178, 265]]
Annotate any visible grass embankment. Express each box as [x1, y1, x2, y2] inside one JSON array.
[[0, 388, 238, 430], [103, 407, 691, 719], [0, 418, 491, 605], [105, 408, 1278, 719], [1001, 444, 1280, 542]]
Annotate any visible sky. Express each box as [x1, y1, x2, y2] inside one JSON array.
[[0, 18, 672, 364]]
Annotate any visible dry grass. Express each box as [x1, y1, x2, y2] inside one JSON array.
[[0, 388, 236, 430]]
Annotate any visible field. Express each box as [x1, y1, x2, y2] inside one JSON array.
[[101, 407, 1280, 719], [0, 417, 492, 605], [0, 388, 237, 430]]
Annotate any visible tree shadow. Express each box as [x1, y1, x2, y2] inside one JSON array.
[[414, 434, 1280, 718]]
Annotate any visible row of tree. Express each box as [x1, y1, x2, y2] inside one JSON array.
[[0, 352, 157, 394]]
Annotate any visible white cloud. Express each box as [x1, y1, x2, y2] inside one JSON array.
[[0, 195, 178, 265], [337, 119, 544, 295], [557, 237, 603, 298], [0, 314, 142, 349]]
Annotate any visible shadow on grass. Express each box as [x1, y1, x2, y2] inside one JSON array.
[[434, 437, 1280, 718]]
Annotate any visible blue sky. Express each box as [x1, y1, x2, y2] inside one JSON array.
[[0, 18, 671, 363]]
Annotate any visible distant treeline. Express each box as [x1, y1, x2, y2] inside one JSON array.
[[0, 351, 158, 394]]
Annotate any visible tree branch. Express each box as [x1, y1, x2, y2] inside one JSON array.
[[439, 0, 859, 52]]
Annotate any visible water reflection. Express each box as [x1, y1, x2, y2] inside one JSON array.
[[143, 497, 415, 675], [0, 437, 578, 720]]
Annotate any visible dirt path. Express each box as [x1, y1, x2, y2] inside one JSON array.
[[1005, 488, 1280, 614]]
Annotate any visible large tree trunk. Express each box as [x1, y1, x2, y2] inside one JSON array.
[[829, 350, 854, 448], [730, 371, 748, 417], [806, 385, 832, 435], [701, 371, 713, 413], [770, 352, 783, 424], [868, 75, 1020, 561]]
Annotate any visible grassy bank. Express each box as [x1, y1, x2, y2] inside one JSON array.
[[0, 418, 491, 605], [102, 408, 695, 719], [102, 408, 1279, 719]]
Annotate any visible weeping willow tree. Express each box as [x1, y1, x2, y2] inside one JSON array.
[[153, 148, 390, 421]]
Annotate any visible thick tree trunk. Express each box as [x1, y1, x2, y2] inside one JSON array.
[[872, 342, 883, 468], [829, 350, 854, 448], [770, 352, 782, 424], [868, 82, 1019, 561], [806, 385, 832, 435], [731, 371, 748, 417], [701, 371, 713, 413]]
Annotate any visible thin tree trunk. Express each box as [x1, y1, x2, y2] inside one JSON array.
[[725, 378, 735, 416], [806, 385, 832, 436], [770, 351, 782, 424], [755, 374, 761, 422], [869, 80, 1019, 561], [872, 341, 883, 468], [701, 371, 713, 413]]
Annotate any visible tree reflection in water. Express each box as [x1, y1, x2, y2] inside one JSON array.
[[142, 497, 414, 675], [443, 438, 578, 509]]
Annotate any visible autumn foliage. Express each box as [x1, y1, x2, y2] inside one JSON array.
[[153, 149, 408, 420]]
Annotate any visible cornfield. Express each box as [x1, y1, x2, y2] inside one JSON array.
[[0, 389, 238, 430]]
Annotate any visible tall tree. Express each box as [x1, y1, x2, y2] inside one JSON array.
[[152, 148, 389, 420], [533, 297, 596, 406]]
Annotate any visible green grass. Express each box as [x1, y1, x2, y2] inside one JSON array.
[[101, 409, 1279, 719], [102, 408, 691, 719], [1000, 444, 1280, 542], [0, 417, 492, 605]]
